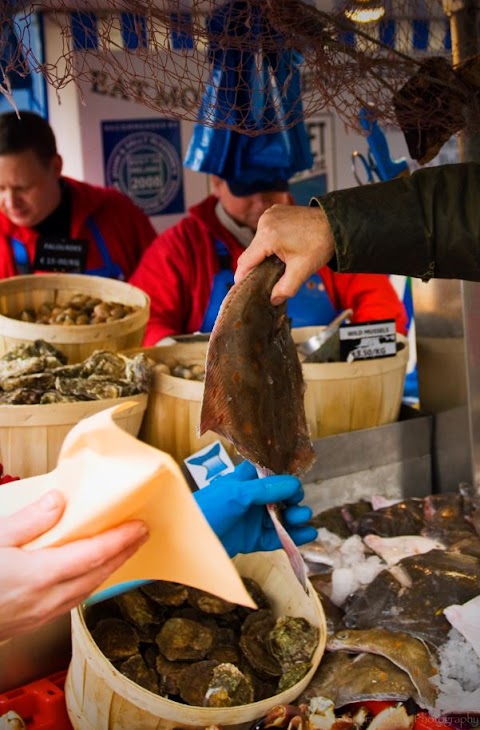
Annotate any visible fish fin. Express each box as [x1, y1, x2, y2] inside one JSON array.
[[267, 503, 310, 594]]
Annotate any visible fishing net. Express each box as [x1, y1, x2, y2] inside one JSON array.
[[2, 0, 479, 160]]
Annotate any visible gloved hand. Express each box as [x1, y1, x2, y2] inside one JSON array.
[[193, 460, 317, 557]]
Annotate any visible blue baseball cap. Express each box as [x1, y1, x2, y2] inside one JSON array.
[[225, 177, 290, 197]]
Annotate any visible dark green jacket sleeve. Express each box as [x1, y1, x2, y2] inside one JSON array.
[[311, 163, 480, 282]]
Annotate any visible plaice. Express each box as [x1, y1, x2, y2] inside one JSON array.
[[326, 627, 438, 708], [200, 255, 315, 475], [199, 255, 316, 592]]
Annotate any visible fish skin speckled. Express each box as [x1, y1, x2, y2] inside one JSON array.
[[200, 256, 315, 476]]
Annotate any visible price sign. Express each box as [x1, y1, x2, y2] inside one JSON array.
[[339, 320, 396, 362]]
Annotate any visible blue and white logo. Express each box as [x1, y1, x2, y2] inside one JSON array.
[[184, 441, 234, 489], [102, 119, 185, 216]]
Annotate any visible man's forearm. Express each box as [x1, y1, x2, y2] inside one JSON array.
[[313, 163, 480, 283]]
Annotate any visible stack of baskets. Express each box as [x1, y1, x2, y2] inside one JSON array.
[[0, 274, 150, 478]]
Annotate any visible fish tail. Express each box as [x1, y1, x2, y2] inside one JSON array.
[[267, 503, 310, 594]]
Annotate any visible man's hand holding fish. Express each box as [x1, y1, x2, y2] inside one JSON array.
[[235, 204, 335, 305]]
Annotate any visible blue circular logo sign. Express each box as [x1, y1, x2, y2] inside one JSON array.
[[106, 131, 181, 215]]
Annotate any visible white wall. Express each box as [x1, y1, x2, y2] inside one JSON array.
[[43, 14, 209, 234], [44, 15, 84, 181]]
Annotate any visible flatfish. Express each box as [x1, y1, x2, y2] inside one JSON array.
[[299, 651, 419, 708], [200, 256, 316, 590], [343, 550, 480, 647], [200, 255, 315, 476], [326, 627, 438, 707]]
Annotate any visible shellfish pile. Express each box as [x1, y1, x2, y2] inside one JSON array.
[[0, 340, 154, 404], [86, 577, 319, 707], [16, 293, 138, 325]]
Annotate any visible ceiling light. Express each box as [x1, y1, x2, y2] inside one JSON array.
[[344, 0, 386, 24]]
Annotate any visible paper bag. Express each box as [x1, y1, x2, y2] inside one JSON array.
[[0, 402, 254, 607]]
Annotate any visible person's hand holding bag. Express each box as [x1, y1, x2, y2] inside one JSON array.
[[0, 490, 149, 642]]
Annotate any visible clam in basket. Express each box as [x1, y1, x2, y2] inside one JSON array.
[[0, 273, 150, 363], [65, 550, 327, 730]]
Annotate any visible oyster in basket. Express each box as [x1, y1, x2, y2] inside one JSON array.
[[155, 653, 191, 695], [118, 654, 159, 694], [114, 589, 164, 643], [80, 350, 128, 379], [0, 388, 43, 404], [40, 391, 77, 404], [187, 587, 236, 615], [114, 588, 163, 627], [0, 340, 154, 404], [1, 372, 55, 392], [90, 618, 139, 662], [277, 662, 311, 693], [156, 617, 215, 661], [239, 610, 282, 678], [207, 643, 242, 665], [0, 356, 46, 382], [0, 339, 67, 364], [140, 580, 189, 607], [268, 616, 318, 668], [122, 352, 155, 391], [240, 577, 271, 613], [240, 663, 278, 702], [177, 659, 219, 705], [204, 662, 254, 707], [86, 576, 318, 706], [55, 377, 135, 400]]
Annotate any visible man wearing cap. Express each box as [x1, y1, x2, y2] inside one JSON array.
[[129, 175, 407, 345]]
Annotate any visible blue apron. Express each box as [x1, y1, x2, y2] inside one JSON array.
[[11, 217, 124, 280], [200, 239, 338, 332]]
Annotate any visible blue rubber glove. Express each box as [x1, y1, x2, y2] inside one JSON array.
[[193, 460, 317, 557]]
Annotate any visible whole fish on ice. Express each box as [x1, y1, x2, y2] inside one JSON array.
[[326, 627, 438, 707], [299, 650, 419, 708], [343, 549, 480, 647]]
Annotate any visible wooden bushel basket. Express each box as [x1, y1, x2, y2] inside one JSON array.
[[0, 274, 150, 362], [292, 328, 410, 439], [138, 330, 409, 465], [138, 341, 235, 464], [65, 550, 327, 730], [0, 396, 148, 479]]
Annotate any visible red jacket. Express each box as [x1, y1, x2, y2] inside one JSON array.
[[130, 195, 408, 346], [0, 177, 156, 279]]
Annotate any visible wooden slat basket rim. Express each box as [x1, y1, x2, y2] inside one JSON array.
[[134, 333, 409, 398], [0, 394, 148, 427], [0, 273, 150, 342]]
